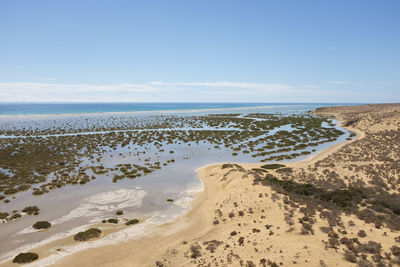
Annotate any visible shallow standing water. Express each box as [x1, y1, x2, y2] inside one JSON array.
[[0, 103, 354, 262]]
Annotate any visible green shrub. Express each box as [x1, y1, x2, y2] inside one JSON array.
[[10, 213, 21, 220], [0, 212, 8, 220], [126, 219, 139, 225], [13, 252, 39, 263], [166, 199, 174, 202], [116, 210, 123, 215], [107, 218, 118, 224], [32, 221, 51, 230], [261, 164, 285, 170], [22, 206, 40, 215], [73, 228, 101, 241]]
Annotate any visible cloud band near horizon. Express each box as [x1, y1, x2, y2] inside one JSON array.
[[0, 81, 394, 103]]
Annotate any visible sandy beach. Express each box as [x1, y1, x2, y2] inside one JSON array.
[[2, 103, 400, 266]]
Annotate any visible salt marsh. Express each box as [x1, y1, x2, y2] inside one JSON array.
[[0, 105, 351, 262]]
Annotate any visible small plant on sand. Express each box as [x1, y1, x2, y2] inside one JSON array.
[[22, 206, 40, 215], [116, 210, 123, 215], [13, 252, 39, 263], [261, 164, 285, 170], [126, 219, 139, 225], [73, 228, 101, 241], [166, 199, 174, 202], [10, 213, 21, 220], [107, 218, 118, 224], [344, 250, 357, 263], [0, 212, 8, 220], [32, 221, 51, 230]]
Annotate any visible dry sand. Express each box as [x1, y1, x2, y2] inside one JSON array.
[[3, 103, 400, 267]]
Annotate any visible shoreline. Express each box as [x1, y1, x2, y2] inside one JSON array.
[[0, 104, 308, 118], [0, 108, 359, 266]]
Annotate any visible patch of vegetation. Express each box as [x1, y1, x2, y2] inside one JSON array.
[[126, 219, 139, 225], [166, 199, 174, 202], [254, 172, 400, 230], [13, 252, 39, 263], [22, 206, 39, 215], [107, 218, 118, 224], [73, 228, 101, 241], [9, 213, 21, 220], [261, 164, 286, 170], [32, 221, 51, 230], [116, 210, 123, 215]]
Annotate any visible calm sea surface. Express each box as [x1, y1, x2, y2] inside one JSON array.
[[0, 102, 359, 116]]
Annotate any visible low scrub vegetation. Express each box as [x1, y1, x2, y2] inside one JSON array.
[[32, 221, 51, 230], [126, 219, 139, 225], [261, 164, 286, 170], [22, 206, 39, 215], [73, 228, 101, 241], [13, 252, 39, 263]]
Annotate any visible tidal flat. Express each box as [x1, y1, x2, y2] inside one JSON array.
[[0, 106, 351, 264]]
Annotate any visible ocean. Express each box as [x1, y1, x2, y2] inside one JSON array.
[[0, 102, 356, 116]]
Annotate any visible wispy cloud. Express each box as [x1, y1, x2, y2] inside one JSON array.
[[0, 81, 393, 103], [151, 81, 294, 91], [35, 78, 56, 81], [330, 81, 349, 85]]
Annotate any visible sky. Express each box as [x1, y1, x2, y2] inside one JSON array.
[[0, 0, 399, 103]]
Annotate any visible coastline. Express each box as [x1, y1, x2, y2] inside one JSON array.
[[0, 104, 306, 118], [0, 107, 361, 266]]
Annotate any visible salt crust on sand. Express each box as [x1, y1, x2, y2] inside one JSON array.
[[15, 188, 147, 236], [1, 183, 204, 266], [52, 188, 147, 225]]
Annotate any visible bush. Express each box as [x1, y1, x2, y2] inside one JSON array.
[[344, 250, 357, 263], [166, 199, 174, 202], [73, 228, 101, 241], [32, 221, 51, 230], [13, 252, 39, 263], [391, 245, 400, 256], [357, 230, 367, 238], [22, 206, 40, 215], [0, 212, 8, 220], [116, 210, 123, 215], [10, 213, 21, 220], [261, 164, 285, 170], [107, 218, 118, 224], [126, 219, 139, 225]]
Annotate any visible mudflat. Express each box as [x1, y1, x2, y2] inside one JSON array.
[[15, 103, 395, 267]]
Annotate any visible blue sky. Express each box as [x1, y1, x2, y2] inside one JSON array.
[[0, 0, 399, 102]]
